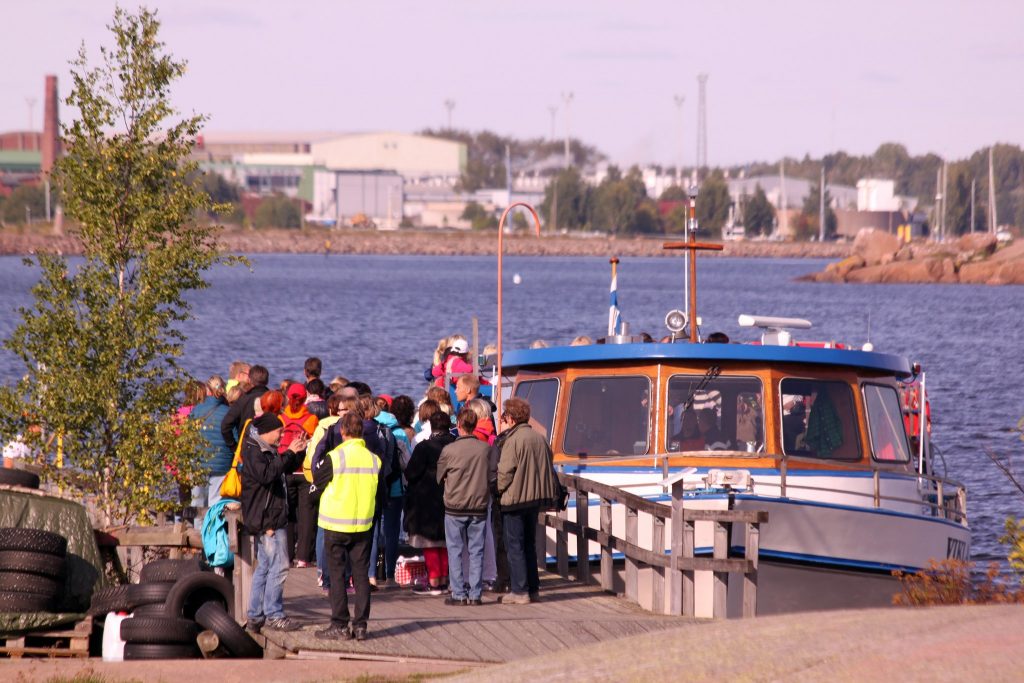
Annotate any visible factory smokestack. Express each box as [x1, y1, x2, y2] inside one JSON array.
[[41, 75, 59, 175]]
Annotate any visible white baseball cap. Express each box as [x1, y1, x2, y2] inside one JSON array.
[[450, 339, 469, 354]]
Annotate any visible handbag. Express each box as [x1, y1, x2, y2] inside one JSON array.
[[218, 418, 251, 500]]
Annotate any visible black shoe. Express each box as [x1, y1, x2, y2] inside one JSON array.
[[265, 617, 302, 632], [244, 619, 264, 634], [444, 596, 469, 606], [315, 624, 353, 641], [352, 626, 368, 641], [467, 598, 483, 606], [486, 582, 510, 594], [529, 591, 541, 603]]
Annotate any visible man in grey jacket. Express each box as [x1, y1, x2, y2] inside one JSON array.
[[438, 408, 494, 605], [495, 397, 558, 605]]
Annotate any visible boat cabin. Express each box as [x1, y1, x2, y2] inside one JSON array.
[[504, 338, 919, 474]]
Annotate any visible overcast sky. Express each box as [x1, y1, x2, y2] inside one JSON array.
[[3, 1, 1022, 167]]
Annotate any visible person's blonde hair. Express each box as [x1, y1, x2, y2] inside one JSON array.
[[426, 385, 452, 414], [529, 339, 549, 349], [226, 385, 243, 404], [206, 375, 227, 400], [339, 395, 361, 417], [432, 336, 453, 366], [456, 373, 480, 393], [570, 335, 592, 346], [358, 395, 379, 419], [466, 398, 492, 422], [184, 380, 205, 407]]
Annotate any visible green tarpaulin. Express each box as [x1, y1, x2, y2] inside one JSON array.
[[0, 485, 109, 634]]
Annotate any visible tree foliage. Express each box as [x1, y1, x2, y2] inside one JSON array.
[[695, 172, 730, 238], [742, 185, 776, 236], [590, 166, 649, 233], [800, 181, 838, 239], [460, 201, 497, 230], [1, 184, 51, 225], [0, 7, 235, 526], [540, 166, 590, 231], [253, 194, 300, 228]]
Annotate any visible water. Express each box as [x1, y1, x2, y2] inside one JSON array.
[[0, 253, 1021, 564]]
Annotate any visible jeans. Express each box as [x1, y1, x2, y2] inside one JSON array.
[[503, 506, 540, 596], [324, 529, 372, 629], [248, 528, 289, 622], [445, 514, 487, 600], [192, 474, 227, 510], [369, 495, 404, 580], [316, 526, 329, 588]]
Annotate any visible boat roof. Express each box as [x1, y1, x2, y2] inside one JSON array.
[[503, 342, 913, 378]]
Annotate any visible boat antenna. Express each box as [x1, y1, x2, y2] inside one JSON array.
[[663, 185, 722, 343]]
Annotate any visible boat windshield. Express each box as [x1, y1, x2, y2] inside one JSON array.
[[780, 378, 861, 461], [513, 378, 559, 440], [563, 376, 650, 456], [666, 375, 764, 453], [862, 384, 912, 463]]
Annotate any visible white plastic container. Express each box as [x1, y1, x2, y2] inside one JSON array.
[[102, 611, 128, 661]]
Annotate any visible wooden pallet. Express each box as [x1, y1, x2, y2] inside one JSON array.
[[0, 615, 92, 658]]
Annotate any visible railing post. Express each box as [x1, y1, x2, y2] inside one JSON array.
[[624, 506, 639, 605], [669, 480, 684, 615], [575, 490, 590, 585], [743, 522, 759, 618], [600, 498, 613, 592], [779, 453, 787, 497], [683, 516, 695, 617], [873, 469, 881, 508], [936, 479, 944, 519], [651, 515, 665, 613], [712, 520, 729, 619], [556, 501, 569, 579], [535, 510, 547, 571]]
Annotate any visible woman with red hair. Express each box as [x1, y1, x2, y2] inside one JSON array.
[[280, 383, 318, 567]]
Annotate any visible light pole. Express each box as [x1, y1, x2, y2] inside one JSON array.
[[444, 99, 455, 130], [673, 95, 685, 184], [561, 91, 574, 167]]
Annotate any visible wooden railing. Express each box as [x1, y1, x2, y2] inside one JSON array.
[[538, 473, 767, 619]]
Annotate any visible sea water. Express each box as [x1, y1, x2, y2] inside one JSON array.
[[0, 253, 1020, 565]]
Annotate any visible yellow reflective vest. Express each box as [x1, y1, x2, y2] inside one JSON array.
[[318, 438, 381, 533]]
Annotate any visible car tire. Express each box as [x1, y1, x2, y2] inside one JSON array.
[[120, 616, 201, 644], [127, 581, 174, 609], [0, 550, 66, 578], [0, 469, 40, 489], [0, 528, 67, 556], [139, 558, 204, 584], [89, 585, 132, 615], [164, 572, 234, 621], [195, 602, 262, 658], [123, 642, 201, 660], [0, 570, 62, 596], [130, 602, 167, 617], [0, 590, 53, 612]]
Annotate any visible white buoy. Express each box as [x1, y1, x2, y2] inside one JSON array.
[[512, 273, 522, 285]]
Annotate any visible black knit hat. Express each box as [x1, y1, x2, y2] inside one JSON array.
[[253, 412, 283, 435]]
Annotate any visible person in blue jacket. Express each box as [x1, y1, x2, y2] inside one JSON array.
[[190, 375, 234, 508]]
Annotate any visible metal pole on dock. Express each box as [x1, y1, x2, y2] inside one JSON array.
[[496, 203, 542, 431]]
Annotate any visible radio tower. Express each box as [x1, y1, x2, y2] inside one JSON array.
[[696, 73, 709, 181]]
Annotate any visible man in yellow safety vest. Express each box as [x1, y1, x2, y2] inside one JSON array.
[[313, 411, 383, 641]]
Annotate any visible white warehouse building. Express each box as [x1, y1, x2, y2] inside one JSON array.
[[311, 132, 467, 183]]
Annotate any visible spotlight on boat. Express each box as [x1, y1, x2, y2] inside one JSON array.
[[665, 309, 687, 341], [707, 468, 752, 491], [862, 342, 875, 352]]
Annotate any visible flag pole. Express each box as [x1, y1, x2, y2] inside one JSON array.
[[608, 256, 620, 336]]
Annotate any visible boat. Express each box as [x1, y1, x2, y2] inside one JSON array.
[[495, 234, 969, 617]]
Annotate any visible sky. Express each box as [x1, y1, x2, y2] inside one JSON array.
[[2, 1, 1022, 167]]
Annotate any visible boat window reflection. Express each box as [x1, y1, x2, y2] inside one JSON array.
[[513, 378, 559, 441], [563, 376, 650, 456], [666, 375, 764, 453], [780, 378, 861, 460], [862, 384, 912, 463]]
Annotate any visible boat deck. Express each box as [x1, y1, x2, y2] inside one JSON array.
[[263, 566, 691, 663]]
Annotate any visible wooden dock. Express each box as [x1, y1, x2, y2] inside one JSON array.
[[263, 567, 690, 663]]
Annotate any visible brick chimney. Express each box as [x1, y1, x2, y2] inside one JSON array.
[[41, 75, 59, 175]]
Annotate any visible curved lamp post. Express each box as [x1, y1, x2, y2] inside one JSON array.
[[495, 202, 542, 431]]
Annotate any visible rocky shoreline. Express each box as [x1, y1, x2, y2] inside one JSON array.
[[802, 229, 1024, 285], [0, 227, 851, 259]]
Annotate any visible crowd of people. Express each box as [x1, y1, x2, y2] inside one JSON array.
[[181, 338, 560, 641]]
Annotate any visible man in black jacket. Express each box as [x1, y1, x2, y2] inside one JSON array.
[[221, 364, 270, 453], [241, 412, 307, 633]]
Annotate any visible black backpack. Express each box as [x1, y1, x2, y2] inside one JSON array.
[[376, 422, 404, 493]]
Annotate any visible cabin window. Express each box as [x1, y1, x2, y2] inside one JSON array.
[[862, 384, 912, 463], [513, 378, 559, 441], [666, 375, 764, 453], [780, 378, 861, 461], [563, 376, 650, 456]]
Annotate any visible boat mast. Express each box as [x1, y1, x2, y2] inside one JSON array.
[[663, 189, 723, 343]]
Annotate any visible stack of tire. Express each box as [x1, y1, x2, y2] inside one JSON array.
[[89, 558, 261, 660], [0, 469, 41, 490], [0, 528, 67, 613]]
